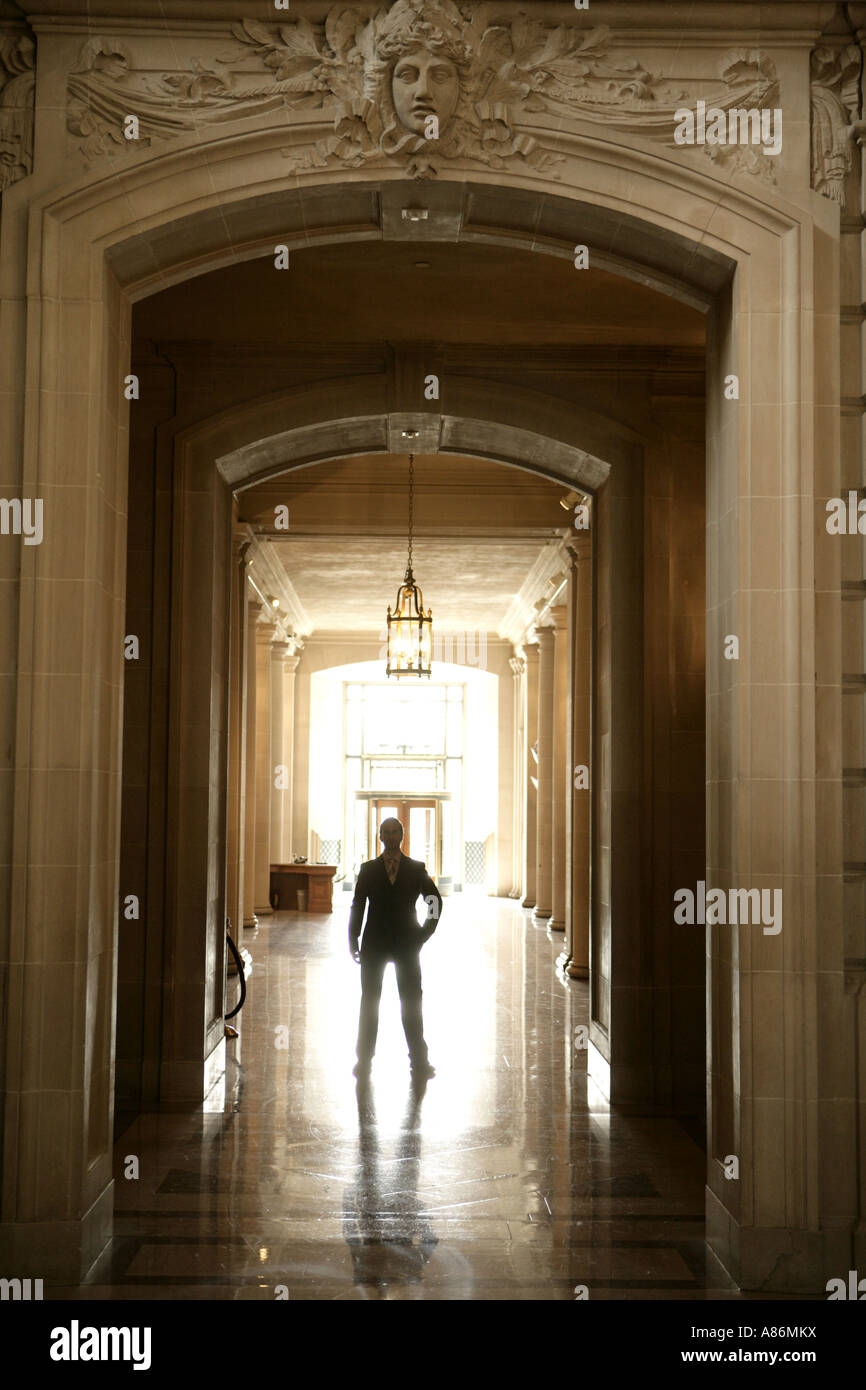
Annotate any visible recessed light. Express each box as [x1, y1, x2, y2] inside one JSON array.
[[415, 260, 431, 269]]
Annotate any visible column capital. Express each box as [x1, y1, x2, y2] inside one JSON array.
[[234, 523, 255, 565], [549, 603, 568, 631], [284, 654, 301, 674], [256, 619, 277, 644], [566, 533, 592, 565], [509, 655, 525, 677]]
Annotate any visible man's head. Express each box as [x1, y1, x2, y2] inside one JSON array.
[[380, 817, 404, 851]]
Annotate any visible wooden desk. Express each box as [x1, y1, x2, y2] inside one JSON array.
[[270, 863, 337, 914]]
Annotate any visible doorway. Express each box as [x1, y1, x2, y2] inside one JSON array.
[[367, 797, 440, 870]]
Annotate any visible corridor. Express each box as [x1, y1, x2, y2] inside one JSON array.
[[64, 898, 732, 1301]]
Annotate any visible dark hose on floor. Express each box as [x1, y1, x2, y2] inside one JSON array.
[[225, 921, 247, 1019]]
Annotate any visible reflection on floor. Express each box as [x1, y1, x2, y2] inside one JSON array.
[[60, 895, 758, 1299]]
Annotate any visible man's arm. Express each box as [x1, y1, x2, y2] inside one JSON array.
[[419, 866, 442, 939], [348, 865, 369, 958]]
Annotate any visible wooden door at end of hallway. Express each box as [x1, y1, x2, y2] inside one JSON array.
[[368, 798, 439, 873]]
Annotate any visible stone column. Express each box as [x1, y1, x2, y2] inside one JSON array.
[[226, 536, 250, 936], [283, 652, 301, 859], [548, 605, 569, 932], [254, 621, 275, 916], [559, 537, 592, 978], [533, 625, 555, 922], [834, 39, 866, 1275], [510, 654, 525, 897], [522, 641, 539, 910], [269, 639, 288, 872], [242, 599, 259, 928]]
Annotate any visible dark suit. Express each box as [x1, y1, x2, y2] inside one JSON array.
[[349, 854, 442, 1066]]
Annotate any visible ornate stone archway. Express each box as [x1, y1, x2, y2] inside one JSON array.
[[0, 0, 857, 1292]]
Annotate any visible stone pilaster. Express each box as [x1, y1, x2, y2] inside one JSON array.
[[533, 625, 555, 922], [282, 653, 301, 859], [565, 534, 592, 978], [521, 641, 539, 910], [833, 17, 866, 1273], [226, 534, 251, 936], [509, 653, 525, 897], [242, 599, 259, 928], [269, 640, 288, 874], [254, 621, 275, 916], [548, 604, 568, 932]]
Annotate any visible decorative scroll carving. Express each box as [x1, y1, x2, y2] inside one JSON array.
[[811, 45, 862, 205], [0, 31, 35, 195], [64, 1, 780, 186]]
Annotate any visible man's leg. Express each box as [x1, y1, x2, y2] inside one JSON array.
[[356, 954, 386, 1066], [394, 949, 429, 1067]]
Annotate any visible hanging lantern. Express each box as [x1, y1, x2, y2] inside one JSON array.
[[386, 451, 432, 678]]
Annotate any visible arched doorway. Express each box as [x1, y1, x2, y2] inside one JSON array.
[[2, 133, 833, 1289]]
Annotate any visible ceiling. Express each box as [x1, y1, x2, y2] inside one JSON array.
[[273, 535, 557, 633], [240, 453, 572, 635], [238, 453, 573, 535], [135, 240, 705, 348]]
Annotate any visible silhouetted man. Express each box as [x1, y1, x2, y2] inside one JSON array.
[[349, 817, 442, 1079]]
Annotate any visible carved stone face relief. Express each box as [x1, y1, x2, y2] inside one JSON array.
[[391, 47, 460, 138], [59, 1, 862, 209]]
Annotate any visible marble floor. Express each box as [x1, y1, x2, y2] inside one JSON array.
[[61, 895, 757, 1300]]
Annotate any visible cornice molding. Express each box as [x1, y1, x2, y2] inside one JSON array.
[[150, 342, 707, 374], [499, 535, 571, 648], [24, 2, 839, 34], [245, 531, 313, 639]]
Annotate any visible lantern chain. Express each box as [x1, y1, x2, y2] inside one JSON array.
[[407, 452, 414, 577]]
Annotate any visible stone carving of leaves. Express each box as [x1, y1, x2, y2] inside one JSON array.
[[0, 32, 35, 193], [719, 49, 778, 93], [705, 141, 777, 188], [810, 44, 862, 205], [229, 17, 336, 97], [325, 7, 364, 62], [70, 36, 131, 81], [500, 21, 654, 108], [161, 59, 233, 104], [60, 2, 793, 193]]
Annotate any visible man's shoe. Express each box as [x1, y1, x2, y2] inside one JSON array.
[[410, 1060, 435, 1079]]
